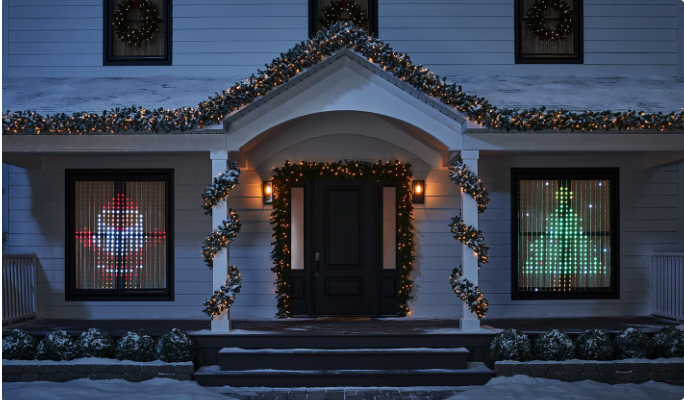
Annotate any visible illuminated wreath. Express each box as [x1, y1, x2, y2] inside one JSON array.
[[113, 0, 163, 48], [525, 0, 574, 43], [319, 0, 369, 32]]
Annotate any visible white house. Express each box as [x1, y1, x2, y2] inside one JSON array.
[[3, 0, 684, 334]]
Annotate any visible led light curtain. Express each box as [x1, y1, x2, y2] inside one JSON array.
[[74, 180, 167, 290], [518, 179, 610, 291]]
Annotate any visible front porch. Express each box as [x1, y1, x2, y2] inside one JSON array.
[[4, 315, 680, 370]]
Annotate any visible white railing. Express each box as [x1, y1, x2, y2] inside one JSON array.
[[2, 254, 38, 324], [649, 252, 684, 321]]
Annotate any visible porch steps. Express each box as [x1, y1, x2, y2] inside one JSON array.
[[194, 347, 494, 387]]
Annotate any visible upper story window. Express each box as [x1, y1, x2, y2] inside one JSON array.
[[515, 0, 583, 64], [104, 0, 172, 65], [310, 0, 378, 37], [511, 168, 619, 299], [66, 170, 174, 300]]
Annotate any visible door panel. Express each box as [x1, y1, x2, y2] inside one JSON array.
[[313, 180, 377, 316]]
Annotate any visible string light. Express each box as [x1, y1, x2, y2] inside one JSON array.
[[4, 22, 682, 135]]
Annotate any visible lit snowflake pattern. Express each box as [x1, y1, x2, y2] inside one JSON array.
[[75, 193, 166, 289]]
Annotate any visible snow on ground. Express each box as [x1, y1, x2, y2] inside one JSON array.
[[446, 376, 684, 400], [3, 376, 684, 400]]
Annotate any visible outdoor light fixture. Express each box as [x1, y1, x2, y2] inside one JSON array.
[[412, 180, 425, 203], [263, 181, 273, 204]]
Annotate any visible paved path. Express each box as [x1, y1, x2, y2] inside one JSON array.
[[215, 387, 468, 400]]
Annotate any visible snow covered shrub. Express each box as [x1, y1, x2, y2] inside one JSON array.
[[2, 329, 37, 360], [575, 329, 614, 360], [534, 329, 575, 361], [614, 328, 654, 359], [490, 328, 533, 361], [35, 330, 78, 361], [115, 330, 156, 361], [653, 326, 684, 358], [155, 328, 198, 362], [76, 328, 115, 358]]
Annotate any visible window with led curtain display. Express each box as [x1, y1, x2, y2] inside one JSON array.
[[69, 172, 171, 297], [513, 169, 618, 298]]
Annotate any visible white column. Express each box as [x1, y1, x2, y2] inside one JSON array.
[[210, 150, 231, 332], [460, 150, 480, 332]]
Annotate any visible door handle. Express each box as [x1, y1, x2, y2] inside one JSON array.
[[315, 252, 320, 278]]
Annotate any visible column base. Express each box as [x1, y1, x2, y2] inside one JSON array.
[[460, 318, 480, 332], [211, 311, 231, 332]]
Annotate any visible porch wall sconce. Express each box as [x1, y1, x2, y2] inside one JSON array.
[[263, 181, 273, 204], [412, 180, 425, 204]]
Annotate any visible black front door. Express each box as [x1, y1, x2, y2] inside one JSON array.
[[312, 179, 378, 316]]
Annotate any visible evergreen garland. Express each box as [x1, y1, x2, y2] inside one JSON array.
[[4, 22, 682, 135], [270, 160, 414, 318], [112, 0, 163, 48], [201, 160, 242, 316], [449, 266, 488, 319], [202, 161, 240, 215], [319, 0, 369, 32], [448, 158, 490, 319], [201, 209, 241, 269], [202, 265, 243, 316], [525, 0, 575, 43]]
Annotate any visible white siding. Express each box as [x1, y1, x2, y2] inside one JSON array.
[[4, 0, 680, 78], [381, 0, 680, 77], [478, 154, 682, 318], [6, 154, 212, 319]]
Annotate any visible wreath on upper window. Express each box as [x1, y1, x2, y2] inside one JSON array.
[[113, 0, 163, 48], [525, 0, 574, 43], [319, 0, 369, 32]]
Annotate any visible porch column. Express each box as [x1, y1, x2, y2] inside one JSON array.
[[211, 150, 231, 332], [460, 150, 480, 332]]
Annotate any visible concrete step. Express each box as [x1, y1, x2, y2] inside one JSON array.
[[218, 347, 470, 371], [194, 362, 494, 387]]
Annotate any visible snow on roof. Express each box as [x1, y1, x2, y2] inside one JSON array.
[[4, 74, 683, 116]]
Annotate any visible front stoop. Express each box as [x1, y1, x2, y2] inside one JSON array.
[[194, 347, 494, 387]]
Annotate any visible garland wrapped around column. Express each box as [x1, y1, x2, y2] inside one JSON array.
[[448, 157, 489, 319], [270, 160, 414, 318], [201, 161, 243, 316]]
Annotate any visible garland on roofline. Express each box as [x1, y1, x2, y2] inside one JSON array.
[[4, 21, 683, 135], [202, 161, 241, 215], [448, 158, 489, 319], [201, 160, 242, 316], [203, 265, 242, 316], [270, 160, 414, 318]]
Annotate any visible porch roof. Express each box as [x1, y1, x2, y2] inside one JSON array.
[[4, 74, 683, 118]]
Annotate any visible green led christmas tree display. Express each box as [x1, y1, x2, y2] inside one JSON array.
[[524, 186, 606, 291]]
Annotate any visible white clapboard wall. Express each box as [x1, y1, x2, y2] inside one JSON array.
[[3, 0, 680, 78], [7, 148, 682, 319]]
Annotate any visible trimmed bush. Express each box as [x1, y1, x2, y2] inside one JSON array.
[[614, 328, 654, 359], [534, 329, 575, 361], [575, 329, 614, 360], [115, 330, 156, 362], [653, 326, 684, 358], [2, 329, 37, 360], [36, 330, 78, 361], [490, 328, 533, 361], [76, 328, 115, 358], [155, 328, 198, 362]]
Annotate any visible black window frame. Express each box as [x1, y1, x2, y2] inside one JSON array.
[[511, 168, 619, 300], [515, 0, 583, 64], [65, 169, 174, 301], [103, 0, 173, 66], [309, 0, 378, 38]]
